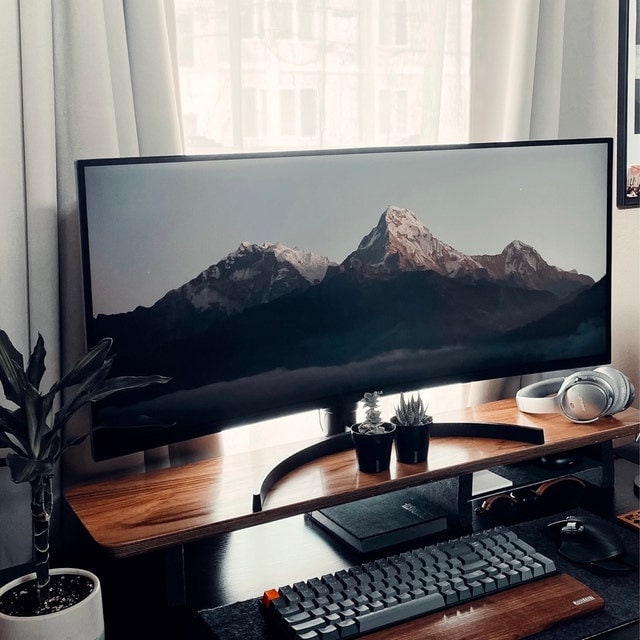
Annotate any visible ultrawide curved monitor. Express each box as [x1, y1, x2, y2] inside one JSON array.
[[76, 138, 612, 460]]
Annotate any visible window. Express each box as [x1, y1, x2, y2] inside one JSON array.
[[173, 2, 470, 153], [177, 13, 195, 66], [242, 87, 267, 137], [240, 0, 264, 38], [280, 89, 296, 135], [300, 88, 318, 136], [379, 0, 409, 47], [297, 0, 318, 40], [393, 0, 409, 46], [270, 0, 318, 40], [271, 0, 294, 38], [279, 88, 318, 137], [378, 89, 409, 136]]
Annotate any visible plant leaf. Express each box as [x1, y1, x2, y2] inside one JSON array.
[[0, 404, 22, 434], [53, 374, 170, 432], [0, 330, 28, 405], [89, 374, 170, 402], [25, 334, 46, 390], [0, 431, 17, 450], [24, 385, 48, 455], [0, 406, 29, 453], [50, 358, 119, 431], [69, 356, 115, 401], [40, 430, 62, 463], [5, 453, 53, 484], [58, 433, 89, 460], [54, 338, 114, 390]]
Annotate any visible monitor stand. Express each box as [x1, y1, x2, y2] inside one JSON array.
[[319, 402, 357, 436], [251, 410, 544, 513]]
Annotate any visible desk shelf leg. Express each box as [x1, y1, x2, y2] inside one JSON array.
[[457, 473, 474, 527], [599, 441, 615, 488], [164, 545, 186, 608]]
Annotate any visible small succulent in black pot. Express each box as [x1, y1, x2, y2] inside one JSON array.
[[392, 392, 432, 464], [351, 391, 395, 473]]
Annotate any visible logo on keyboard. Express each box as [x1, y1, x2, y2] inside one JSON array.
[[573, 595, 596, 606]]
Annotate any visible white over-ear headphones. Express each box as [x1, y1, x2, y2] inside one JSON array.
[[516, 367, 636, 423]]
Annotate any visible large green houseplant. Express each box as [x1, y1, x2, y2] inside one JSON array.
[[0, 329, 168, 636]]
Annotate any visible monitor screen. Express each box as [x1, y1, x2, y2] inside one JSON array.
[[76, 139, 612, 460]]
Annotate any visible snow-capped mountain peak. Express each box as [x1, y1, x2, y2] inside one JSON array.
[[472, 239, 593, 296], [342, 205, 593, 296], [342, 205, 486, 278], [141, 205, 593, 331], [157, 241, 336, 316]]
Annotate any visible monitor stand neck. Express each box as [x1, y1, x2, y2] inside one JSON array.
[[320, 402, 357, 436]]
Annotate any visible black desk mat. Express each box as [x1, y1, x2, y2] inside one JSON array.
[[198, 509, 639, 640]]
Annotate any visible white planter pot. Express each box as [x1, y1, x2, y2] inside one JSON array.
[[0, 568, 104, 640]]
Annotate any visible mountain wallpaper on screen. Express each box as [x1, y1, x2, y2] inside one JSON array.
[[92, 206, 606, 434]]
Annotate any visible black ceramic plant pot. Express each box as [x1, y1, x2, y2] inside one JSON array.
[[350, 422, 396, 473], [392, 420, 430, 464]]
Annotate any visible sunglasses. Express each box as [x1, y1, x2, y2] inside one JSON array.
[[475, 476, 587, 522]]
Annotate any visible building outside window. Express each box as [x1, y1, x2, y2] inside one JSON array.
[[241, 0, 265, 38], [378, 88, 409, 137], [242, 87, 268, 137], [174, 0, 470, 153], [379, 0, 409, 47]]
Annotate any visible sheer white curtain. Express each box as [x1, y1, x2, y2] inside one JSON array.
[[0, 0, 185, 570], [175, 0, 472, 153], [0, 0, 58, 572], [470, 0, 616, 142]]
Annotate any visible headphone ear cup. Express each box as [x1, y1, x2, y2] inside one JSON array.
[[595, 367, 632, 414], [558, 370, 615, 422]]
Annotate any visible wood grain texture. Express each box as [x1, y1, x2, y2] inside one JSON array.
[[65, 400, 639, 557]]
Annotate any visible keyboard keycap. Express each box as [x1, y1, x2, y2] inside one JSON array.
[[356, 592, 446, 633]]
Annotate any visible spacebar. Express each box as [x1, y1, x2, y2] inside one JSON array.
[[356, 593, 446, 633]]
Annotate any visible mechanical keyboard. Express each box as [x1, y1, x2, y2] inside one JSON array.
[[261, 526, 558, 639]]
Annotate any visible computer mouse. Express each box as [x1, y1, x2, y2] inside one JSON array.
[[547, 515, 626, 565], [539, 453, 582, 469]]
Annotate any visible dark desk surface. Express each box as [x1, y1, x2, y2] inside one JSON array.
[[197, 509, 639, 640], [190, 454, 639, 640]]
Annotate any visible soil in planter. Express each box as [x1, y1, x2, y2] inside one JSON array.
[[0, 573, 94, 617]]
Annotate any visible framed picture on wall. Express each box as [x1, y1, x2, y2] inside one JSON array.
[[618, 0, 639, 208]]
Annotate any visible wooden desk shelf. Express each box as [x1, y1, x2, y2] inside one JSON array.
[[65, 400, 640, 558]]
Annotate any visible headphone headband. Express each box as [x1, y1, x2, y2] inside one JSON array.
[[515, 377, 565, 414]]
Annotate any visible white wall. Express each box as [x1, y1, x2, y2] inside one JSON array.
[[568, 1, 640, 402], [611, 210, 640, 401]]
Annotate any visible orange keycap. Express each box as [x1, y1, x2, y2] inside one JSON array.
[[261, 588, 280, 608]]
